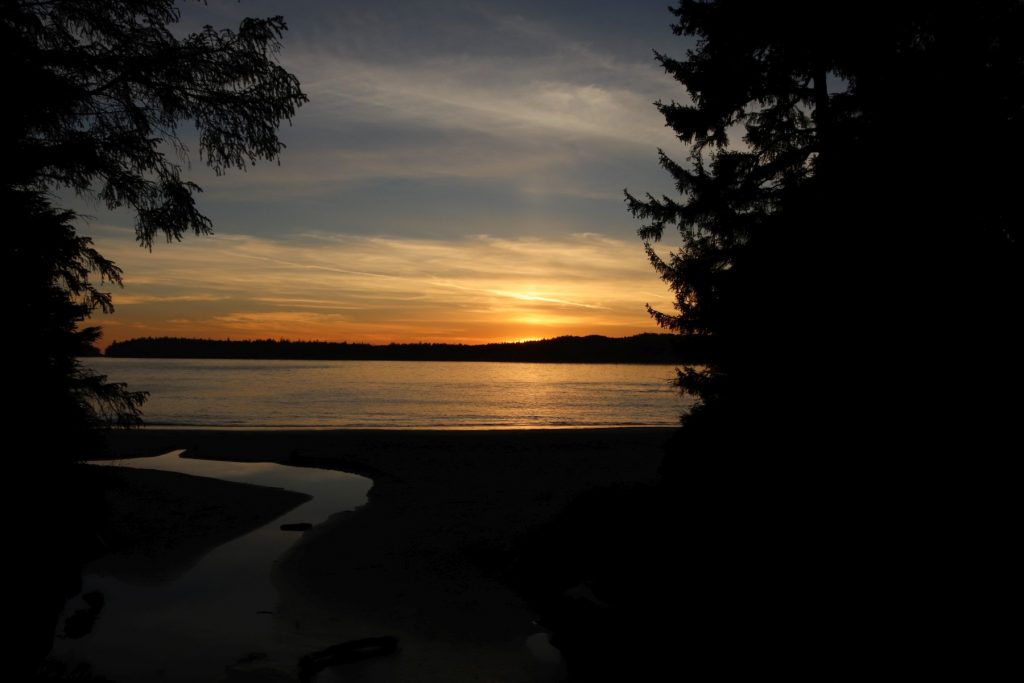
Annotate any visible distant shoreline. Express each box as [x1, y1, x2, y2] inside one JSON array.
[[98, 333, 708, 364], [90, 356, 684, 366]]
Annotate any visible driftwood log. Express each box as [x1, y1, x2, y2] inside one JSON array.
[[298, 636, 399, 681]]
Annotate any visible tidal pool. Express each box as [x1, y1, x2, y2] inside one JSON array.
[[50, 451, 372, 682]]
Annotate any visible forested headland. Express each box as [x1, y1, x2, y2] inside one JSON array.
[[102, 333, 708, 364]]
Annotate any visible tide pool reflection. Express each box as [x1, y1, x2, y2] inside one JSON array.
[[51, 451, 371, 682]]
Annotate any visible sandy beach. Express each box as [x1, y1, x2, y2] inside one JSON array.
[[97, 428, 673, 681], [85, 466, 312, 585]]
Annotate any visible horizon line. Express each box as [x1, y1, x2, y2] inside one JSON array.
[[101, 331, 680, 349]]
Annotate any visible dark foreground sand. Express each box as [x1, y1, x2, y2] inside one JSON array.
[[101, 428, 674, 682], [85, 466, 311, 585]]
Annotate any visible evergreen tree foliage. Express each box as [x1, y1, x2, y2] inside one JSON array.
[[13, 188, 148, 454], [3, 0, 307, 459], [627, 0, 1022, 452], [516, 3, 1024, 679]]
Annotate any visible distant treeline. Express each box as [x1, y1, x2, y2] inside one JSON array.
[[104, 334, 710, 364]]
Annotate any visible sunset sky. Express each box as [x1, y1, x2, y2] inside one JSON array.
[[81, 0, 692, 347]]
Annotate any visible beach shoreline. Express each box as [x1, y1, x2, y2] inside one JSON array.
[[85, 465, 312, 585], [95, 427, 673, 681]]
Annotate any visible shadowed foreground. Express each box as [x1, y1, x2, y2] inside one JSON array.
[[88, 466, 311, 585], [103, 428, 673, 681]]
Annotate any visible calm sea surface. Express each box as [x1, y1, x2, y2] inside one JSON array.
[[84, 358, 691, 428]]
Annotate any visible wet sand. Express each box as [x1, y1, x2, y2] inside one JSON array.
[[101, 428, 673, 681], [86, 465, 312, 584]]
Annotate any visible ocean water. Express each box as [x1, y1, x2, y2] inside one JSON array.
[[84, 358, 691, 428]]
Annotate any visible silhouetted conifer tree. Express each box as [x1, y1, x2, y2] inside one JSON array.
[[517, 2, 1024, 680], [5, 2, 308, 676], [2, 0, 307, 459], [13, 188, 147, 453], [627, 0, 1022, 455]]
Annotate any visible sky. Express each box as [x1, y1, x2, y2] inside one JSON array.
[[83, 0, 694, 347]]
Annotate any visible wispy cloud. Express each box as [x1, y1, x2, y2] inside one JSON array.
[[113, 294, 230, 305], [81, 2, 687, 345], [300, 57, 671, 146], [90, 229, 674, 346], [183, 2, 681, 206]]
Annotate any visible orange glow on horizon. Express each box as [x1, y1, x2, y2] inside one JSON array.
[[95, 317, 662, 350], [88, 230, 677, 351]]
